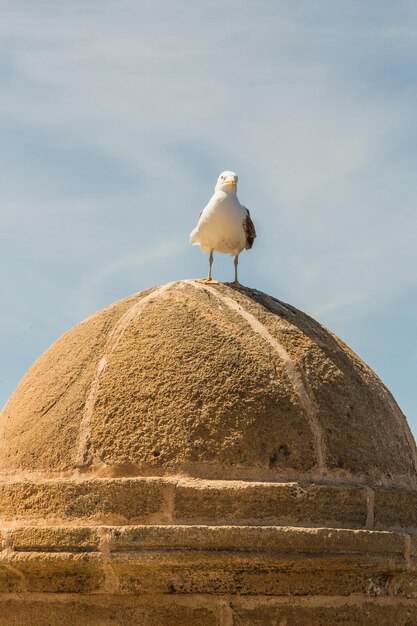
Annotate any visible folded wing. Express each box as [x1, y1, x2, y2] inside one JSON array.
[[243, 208, 256, 250]]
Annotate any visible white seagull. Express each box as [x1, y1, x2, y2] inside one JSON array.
[[190, 170, 256, 285]]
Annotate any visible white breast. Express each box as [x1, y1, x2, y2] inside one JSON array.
[[190, 192, 247, 256]]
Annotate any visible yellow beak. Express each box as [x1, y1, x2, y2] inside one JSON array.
[[226, 180, 236, 185]]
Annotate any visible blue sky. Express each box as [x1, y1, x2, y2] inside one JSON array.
[[1, 1, 417, 435]]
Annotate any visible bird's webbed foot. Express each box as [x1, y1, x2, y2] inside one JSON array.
[[195, 278, 220, 284]]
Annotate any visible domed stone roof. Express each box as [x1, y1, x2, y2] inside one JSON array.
[[1, 280, 415, 486], [1, 281, 417, 625]]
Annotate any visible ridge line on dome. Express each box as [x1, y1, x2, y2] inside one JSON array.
[[187, 281, 327, 473], [74, 282, 179, 469]]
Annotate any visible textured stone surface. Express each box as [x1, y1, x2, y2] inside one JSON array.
[[227, 286, 417, 480], [0, 596, 220, 626], [0, 477, 371, 529], [11, 527, 100, 552], [0, 524, 411, 596], [88, 285, 316, 474], [232, 600, 417, 625], [0, 566, 22, 593], [106, 525, 406, 556], [1, 280, 417, 623], [174, 480, 368, 528], [1, 281, 415, 485], [374, 487, 417, 530], [0, 478, 171, 524], [0, 292, 147, 472], [1, 596, 417, 625], [9, 553, 104, 593]]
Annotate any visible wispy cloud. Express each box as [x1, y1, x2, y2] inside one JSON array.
[[75, 241, 184, 316]]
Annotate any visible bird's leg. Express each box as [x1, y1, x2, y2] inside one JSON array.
[[208, 250, 214, 280], [232, 254, 240, 286], [195, 250, 219, 284]]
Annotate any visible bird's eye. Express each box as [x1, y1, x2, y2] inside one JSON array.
[[220, 175, 224, 180]]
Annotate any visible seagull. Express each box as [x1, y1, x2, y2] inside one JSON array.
[[190, 170, 256, 285]]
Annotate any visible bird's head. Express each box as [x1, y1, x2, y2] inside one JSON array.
[[215, 171, 238, 194]]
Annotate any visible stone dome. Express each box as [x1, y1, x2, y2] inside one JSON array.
[[1, 280, 416, 486], [1, 280, 417, 625]]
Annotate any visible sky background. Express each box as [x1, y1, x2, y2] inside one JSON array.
[[1, 1, 417, 435]]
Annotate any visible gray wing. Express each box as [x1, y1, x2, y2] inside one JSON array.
[[243, 207, 256, 250]]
